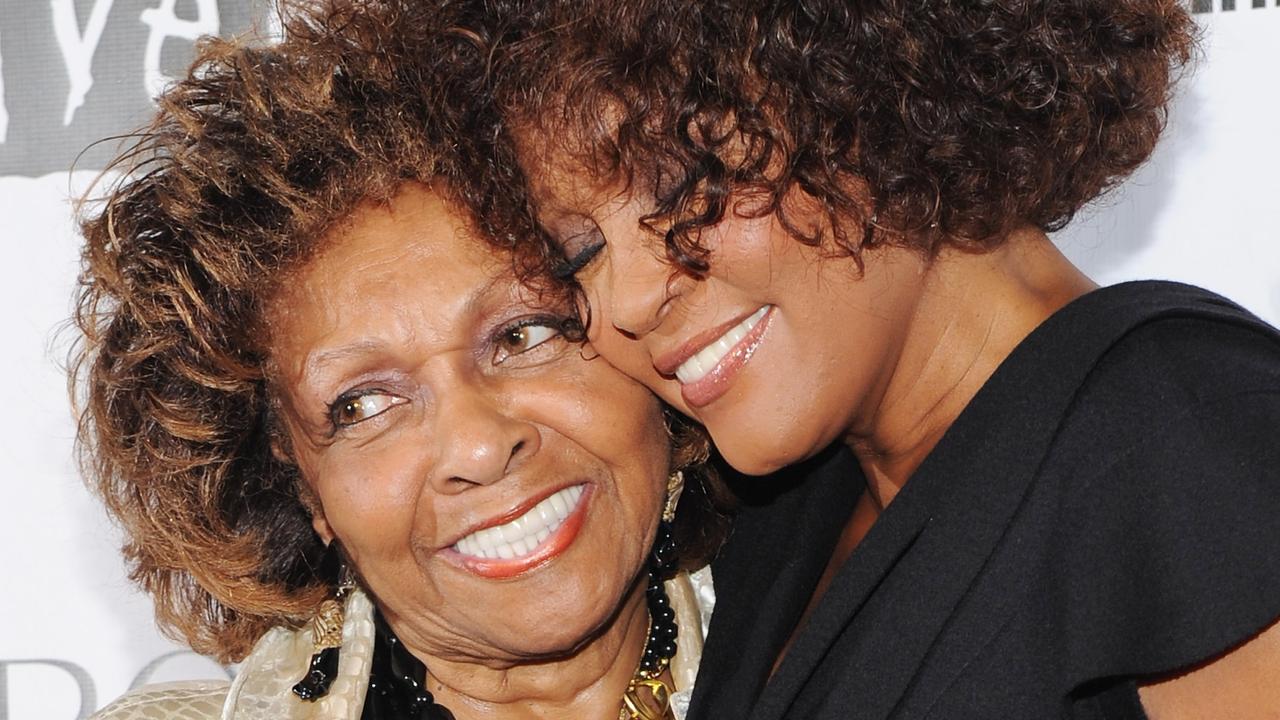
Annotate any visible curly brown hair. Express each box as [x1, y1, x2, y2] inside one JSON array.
[[491, 0, 1198, 269], [72, 0, 727, 663]]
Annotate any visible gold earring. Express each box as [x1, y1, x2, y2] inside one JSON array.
[[293, 553, 356, 701], [663, 470, 684, 523]]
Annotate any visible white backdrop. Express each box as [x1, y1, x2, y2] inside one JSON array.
[[1, 3, 1277, 719]]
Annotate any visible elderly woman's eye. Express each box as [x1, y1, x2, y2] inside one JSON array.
[[328, 390, 407, 428], [493, 318, 563, 365]]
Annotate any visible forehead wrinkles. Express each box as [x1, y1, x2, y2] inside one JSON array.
[[262, 221, 509, 378]]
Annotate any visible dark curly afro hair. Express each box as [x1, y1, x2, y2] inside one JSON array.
[[490, 0, 1198, 270]]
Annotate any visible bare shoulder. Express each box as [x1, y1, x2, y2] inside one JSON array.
[[1140, 616, 1280, 720], [90, 680, 230, 720]]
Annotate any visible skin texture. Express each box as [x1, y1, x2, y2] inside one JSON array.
[[1138, 617, 1280, 720], [537, 180, 931, 478], [528, 169, 1280, 718], [531, 168, 1093, 492], [501, 2, 1278, 711], [268, 183, 673, 718]]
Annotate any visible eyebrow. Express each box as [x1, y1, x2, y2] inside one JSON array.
[[302, 339, 390, 379], [296, 272, 510, 385]]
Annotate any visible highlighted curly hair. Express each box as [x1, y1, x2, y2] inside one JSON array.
[[72, 0, 726, 662], [493, 0, 1198, 269]]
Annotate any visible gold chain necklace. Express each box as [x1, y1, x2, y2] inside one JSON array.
[[619, 612, 677, 720]]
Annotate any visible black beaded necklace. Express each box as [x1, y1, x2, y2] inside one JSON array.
[[360, 611, 454, 720], [638, 521, 679, 677]]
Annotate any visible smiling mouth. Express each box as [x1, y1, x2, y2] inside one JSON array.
[[674, 306, 771, 385], [452, 484, 586, 561]]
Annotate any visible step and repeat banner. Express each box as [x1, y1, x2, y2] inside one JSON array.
[[1, 2, 1277, 718], [0, 3, 272, 719]]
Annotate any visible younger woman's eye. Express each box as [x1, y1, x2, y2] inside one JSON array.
[[493, 318, 566, 365], [328, 390, 407, 428], [552, 231, 605, 280]]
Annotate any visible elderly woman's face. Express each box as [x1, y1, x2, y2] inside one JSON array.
[[268, 183, 669, 665]]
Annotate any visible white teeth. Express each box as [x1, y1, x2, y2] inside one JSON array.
[[674, 306, 770, 385], [549, 493, 568, 516], [684, 355, 706, 378], [452, 485, 585, 561]]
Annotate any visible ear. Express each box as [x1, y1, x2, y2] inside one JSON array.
[[264, 390, 297, 466], [312, 512, 336, 546], [265, 399, 333, 541], [291, 468, 333, 544], [270, 436, 293, 465]]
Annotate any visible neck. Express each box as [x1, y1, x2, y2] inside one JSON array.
[[845, 225, 1095, 510], [412, 582, 653, 720]]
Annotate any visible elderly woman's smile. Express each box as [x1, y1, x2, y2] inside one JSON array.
[[266, 182, 671, 668], [445, 482, 589, 574], [76, 6, 732, 715]]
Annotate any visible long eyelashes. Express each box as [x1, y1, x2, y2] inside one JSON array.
[[552, 240, 605, 281]]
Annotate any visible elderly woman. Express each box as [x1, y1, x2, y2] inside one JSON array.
[[75, 4, 725, 719], [463, 0, 1280, 718]]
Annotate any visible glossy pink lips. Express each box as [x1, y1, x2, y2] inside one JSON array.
[[675, 306, 774, 408]]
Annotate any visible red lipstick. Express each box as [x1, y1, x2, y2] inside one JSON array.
[[440, 485, 593, 579]]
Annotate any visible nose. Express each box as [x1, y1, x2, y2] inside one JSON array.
[[602, 235, 692, 339], [428, 383, 540, 493]]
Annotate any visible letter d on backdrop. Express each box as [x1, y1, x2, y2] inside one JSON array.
[[0, 660, 95, 720]]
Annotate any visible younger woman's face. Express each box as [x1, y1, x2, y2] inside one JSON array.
[[530, 170, 932, 476], [267, 183, 670, 666]]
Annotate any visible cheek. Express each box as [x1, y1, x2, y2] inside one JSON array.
[[582, 365, 666, 442], [300, 446, 435, 558], [704, 211, 789, 279], [533, 362, 670, 478], [591, 379, 670, 522]]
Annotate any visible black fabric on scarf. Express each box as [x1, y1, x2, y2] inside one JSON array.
[[687, 281, 1280, 720]]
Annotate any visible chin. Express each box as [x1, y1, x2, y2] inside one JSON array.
[[712, 433, 802, 477], [500, 583, 627, 647], [711, 421, 838, 477]]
